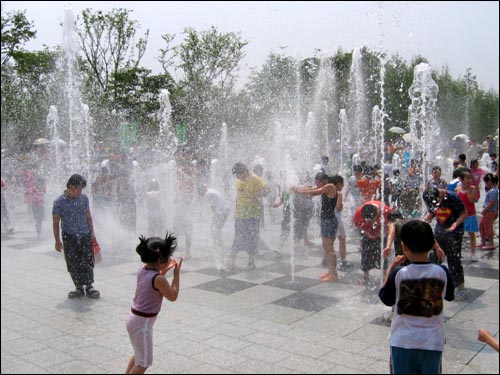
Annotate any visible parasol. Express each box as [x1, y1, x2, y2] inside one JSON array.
[[51, 138, 67, 146], [452, 134, 469, 141], [402, 133, 413, 142], [388, 126, 406, 134], [32, 138, 50, 145]]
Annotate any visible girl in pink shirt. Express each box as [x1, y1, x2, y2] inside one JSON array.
[[126, 233, 183, 374]]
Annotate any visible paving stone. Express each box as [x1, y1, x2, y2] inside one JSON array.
[[1, 205, 498, 374]]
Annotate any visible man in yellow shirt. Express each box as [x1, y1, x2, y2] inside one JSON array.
[[228, 162, 268, 270]]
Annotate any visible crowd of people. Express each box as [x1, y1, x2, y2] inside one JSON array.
[[1, 131, 498, 374]]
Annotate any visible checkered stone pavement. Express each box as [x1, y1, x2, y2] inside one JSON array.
[[2, 204, 498, 374]]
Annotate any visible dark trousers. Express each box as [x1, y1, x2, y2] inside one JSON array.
[[431, 231, 464, 286], [231, 217, 259, 255], [280, 205, 291, 240], [360, 235, 382, 272], [62, 232, 94, 289]]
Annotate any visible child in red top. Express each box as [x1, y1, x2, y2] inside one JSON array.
[[357, 167, 381, 202], [456, 168, 479, 262], [26, 173, 46, 238], [353, 200, 392, 284]]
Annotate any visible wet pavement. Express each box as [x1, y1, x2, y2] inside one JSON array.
[[1, 202, 498, 374]]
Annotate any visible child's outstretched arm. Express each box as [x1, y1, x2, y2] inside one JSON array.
[[433, 240, 446, 261], [383, 255, 406, 285], [478, 329, 499, 352], [155, 257, 183, 302], [382, 222, 396, 258]]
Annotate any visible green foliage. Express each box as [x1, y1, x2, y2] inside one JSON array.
[[1, 49, 58, 151], [112, 67, 176, 139], [383, 54, 412, 132], [79, 7, 148, 95], [333, 49, 352, 108], [1, 10, 36, 65], [246, 52, 297, 125], [1, 6, 498, 160], [159, 26, 248, 152], [470, 89, 499, 141], [11, 49, 57, 77], [77, 7, 150, 144]]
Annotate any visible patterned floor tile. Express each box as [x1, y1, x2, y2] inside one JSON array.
[[271, 291, 339, 312], [194, 278, 258, 295]]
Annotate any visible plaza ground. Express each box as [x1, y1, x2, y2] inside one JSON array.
[[1, 202, 498, 374]]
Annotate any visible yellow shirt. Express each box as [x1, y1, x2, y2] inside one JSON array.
[[235, 174, 267, 219]]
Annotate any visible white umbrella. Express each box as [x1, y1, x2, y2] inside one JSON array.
[[51, 138, 67, 146], [388, 126, 406, 134], [32, 138, 50, 145], [452, 134, 469, 141], [402, 133, 413, 142]]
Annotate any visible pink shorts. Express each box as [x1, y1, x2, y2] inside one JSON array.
[[126, 312, 157, 368], [480, 211, 498, 238]]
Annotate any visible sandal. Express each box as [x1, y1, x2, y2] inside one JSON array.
[[68, 288, 85, 299], [85, 286, 100, 299]]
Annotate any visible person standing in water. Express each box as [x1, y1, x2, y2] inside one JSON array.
[[52, 174, 100, 299], [126, 233, 182, 374], [292, 172, 339, 282]]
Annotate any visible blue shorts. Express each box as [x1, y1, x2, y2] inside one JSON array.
[[464, 215, 479, 233], [320, 217, 338, 239], [390, 346, 442, 374], [231, 217, 259, 255]]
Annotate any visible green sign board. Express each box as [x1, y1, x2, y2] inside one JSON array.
[[120, 121, 139, 147], [176, 123, 187, 144]]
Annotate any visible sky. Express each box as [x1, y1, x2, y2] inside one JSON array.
[[2, 1, 499, 91]]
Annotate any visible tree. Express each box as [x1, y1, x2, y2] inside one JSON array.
[[1, 10, 36, 66], [112, 67, 176, 140], [383, 54, 412, 132], [470, 89, 499, 141], [1, 11, 57, 152], [1, 49, 59, 151], [78, 8, 148, 101], [159, 26, 248, 152], [77, 7, 150, 142], [245, 52, 297, 130], [435, 65, 468, 138]]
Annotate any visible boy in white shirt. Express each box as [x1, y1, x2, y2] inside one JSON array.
[[379, 220, 455, 374]]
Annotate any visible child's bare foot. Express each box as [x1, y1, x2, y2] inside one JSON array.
[[319, 272, 331, 280], [320, 272, 339, 282]]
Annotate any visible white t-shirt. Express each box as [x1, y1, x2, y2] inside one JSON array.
[[205, 188, 230, 216], [382, 263, 452, 352]]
